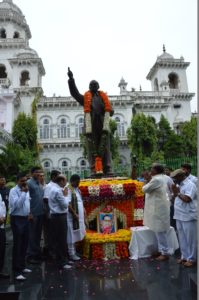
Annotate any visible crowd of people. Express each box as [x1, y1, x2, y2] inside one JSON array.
[[142, 163, 197, 267], [0, 162, 197, 282], [0, 168, 86, 281]]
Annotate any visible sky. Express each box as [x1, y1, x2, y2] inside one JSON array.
[[13, 0, 197, 112]]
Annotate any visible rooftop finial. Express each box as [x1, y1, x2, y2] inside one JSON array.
[[163, 44, 166, 53]]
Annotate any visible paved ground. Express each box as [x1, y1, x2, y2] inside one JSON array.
[[0, 228, 197, 300]]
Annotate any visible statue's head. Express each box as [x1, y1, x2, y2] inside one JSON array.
[[89, 80, 99, 93]]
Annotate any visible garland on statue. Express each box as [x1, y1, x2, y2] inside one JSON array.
[[84, 91, 112, 135]]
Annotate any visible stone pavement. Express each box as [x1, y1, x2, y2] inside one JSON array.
[[0, 227, 197, 300]]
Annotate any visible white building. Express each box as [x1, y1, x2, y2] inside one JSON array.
[[0, 0, 195, 175]]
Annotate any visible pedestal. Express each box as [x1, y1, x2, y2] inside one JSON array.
[[79, 177, 145, 259]]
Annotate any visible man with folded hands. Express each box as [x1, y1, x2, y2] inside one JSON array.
[[171, 168, 197, 267]]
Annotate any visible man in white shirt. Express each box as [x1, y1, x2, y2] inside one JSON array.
[[181, 163, 198, 187], [48, 175, 71, 270], [171, 169, 197, 267], [0, 194, 9, 279], [43, 170, 61, 258], [9, 172, 32, 280]]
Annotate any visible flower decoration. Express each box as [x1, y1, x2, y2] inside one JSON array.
[[83, 229, 132, 259], [79, 177, 138, 202], [95, 156, 103, 174]]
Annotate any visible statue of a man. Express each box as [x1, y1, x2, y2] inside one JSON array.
[[67, 67, 114, 175]]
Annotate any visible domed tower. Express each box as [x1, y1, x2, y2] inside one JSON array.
[[0, 0, 45, 132], [146, 45, 189, 93], [145, 45, 194, 131]]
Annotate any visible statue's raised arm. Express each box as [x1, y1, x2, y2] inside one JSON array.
[[66, 67, 113, 176], [67, 67, 73, 80], [67, 67, 84, 106]]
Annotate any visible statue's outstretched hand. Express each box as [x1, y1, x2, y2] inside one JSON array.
[[67, 67, 73, 79]]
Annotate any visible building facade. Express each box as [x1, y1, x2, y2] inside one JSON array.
[[0, 0, 195, 175]]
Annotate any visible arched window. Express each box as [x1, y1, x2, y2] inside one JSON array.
[[0, 65, 7, 79], [44, 161, 50, 168], [0, 29, 6, 38], [13, 31, 20, 38], [80, 159, 87, 171], [75, 117, 84, 137], [43, 161, 51, 176], [20, 71, 30, 86], [40, 118, 53, 139], [57, 118, 70, 138], [168, 73, 179, 89], [115, 116, 125, 137], [154, 78, 159, 91], [60, 159, 70, 176], [62, 160, 68, 167]]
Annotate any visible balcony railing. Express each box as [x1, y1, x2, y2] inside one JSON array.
[[0, 38, 27, 47]]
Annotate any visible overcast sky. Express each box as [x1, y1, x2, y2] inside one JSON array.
[[14, 0, 197, 112]]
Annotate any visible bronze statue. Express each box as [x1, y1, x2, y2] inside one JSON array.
[[67, 67, 114, 175]]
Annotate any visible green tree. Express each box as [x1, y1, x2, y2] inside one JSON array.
[[12, 112, 38, 154], [127, 113, 157, 160], [179, 117, 197, 156], [157, 114, 172, 151], [163, 133, 184, 158], [0, 142, 39, 181]]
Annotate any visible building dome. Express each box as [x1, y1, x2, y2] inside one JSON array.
[[157, 51, 174, 62], [16, 47, 39, 58], [0, 0, 31, 39], [156, 45, 174, 61], [0, 0, 23, 15]]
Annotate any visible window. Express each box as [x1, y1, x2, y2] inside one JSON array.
[[115, 116, 125, 137], [20, 71, 30, 86], [57, 118, 70, 138], [13, 31, 20, 38], [40, 119, 53, 139], [75, 117, 84, 137], [168, 73, 179, 89], [60, 160, 70, 175], [0, 29, 6, 38], [62, 161, 68, 167], [154, 78, 159, 91], [80, 159, 87, 171], [0, 65, 7, 79], [44, 161, 50, 168]]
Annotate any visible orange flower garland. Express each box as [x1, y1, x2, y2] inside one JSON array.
[[84, 91, 112, 113], [95, 156, 103, 174], [83, 229, 131, 259]]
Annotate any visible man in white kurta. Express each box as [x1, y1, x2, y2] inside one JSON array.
[[142, 164, 170, 261], [171, 169, 197, 267], [67, 174, 86, 261]]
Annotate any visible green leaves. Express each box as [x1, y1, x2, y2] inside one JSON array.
[[0, 142, 39, 181], [127, 113, 197, 165], [127, 113, 157, 160], [12, 112, 38, 154]]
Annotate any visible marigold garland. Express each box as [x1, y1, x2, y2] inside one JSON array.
[[84, 91, 112, 113], [83, 229, 131, 259], [95, 156, 103, 174]]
